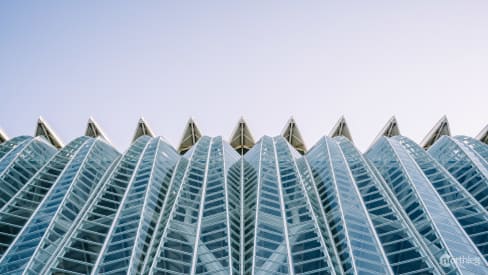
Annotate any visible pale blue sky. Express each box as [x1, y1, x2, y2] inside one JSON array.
[[1, 1, 487, 151]]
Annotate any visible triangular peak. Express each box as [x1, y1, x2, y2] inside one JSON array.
[[0, 128, 8, 143], [476, 124, 488, 144], [230, 117, 255, 155], [85, 117, 111, 144], [178, 118, 202, 154], [370, 116, 401, 148], [132, 117, 155, 143], [35, 117, 64, 149], [281, 117, 306, 155], [421, 116, 451, 150], [329, 116, 353, 142]]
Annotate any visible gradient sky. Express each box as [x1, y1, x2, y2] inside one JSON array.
[[1, 1, 487, 151]]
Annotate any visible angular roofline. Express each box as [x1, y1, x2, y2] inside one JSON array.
[[370, 116, 401, 148], [177, 117, 202, 154], [132, 117, 155, 143], [329, 115, 353, 142], [476, 124, 488, 144], [420, 115, 451, 149], [281, 117, 306, 154], [85, 117, 111, 144], [229, 117, 255, 155], [0, 128, 8, 143], [35, 116, 64, 149]]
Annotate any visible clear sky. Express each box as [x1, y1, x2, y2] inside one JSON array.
[[1, 1, 487, 151]]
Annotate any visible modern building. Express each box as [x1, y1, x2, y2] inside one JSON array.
[[0, 116, 486, 274]]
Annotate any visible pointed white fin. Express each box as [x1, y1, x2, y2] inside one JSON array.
[[132, 117, 155, 143], [178, 118, 202, 154], [476, 124, 488, 144], [281, 117, 306, 154], [85, 117, 111, 144], [35, 117, 64, 149], [421, 116, 451, 149], [370, 116, 401, 148], [0, 128, 8, 143], [329, 116, 353, 142], [230, 117, 255, 155]]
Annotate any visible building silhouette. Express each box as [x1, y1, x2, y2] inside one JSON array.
[[0, 116, 486, 274]]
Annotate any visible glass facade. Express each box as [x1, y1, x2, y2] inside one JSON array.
[[0, 124, 487, 274]]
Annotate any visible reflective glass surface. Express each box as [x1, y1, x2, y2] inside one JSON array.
[[0, 132, 486, 275]]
